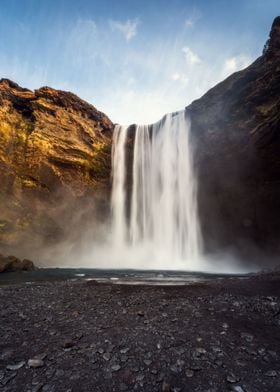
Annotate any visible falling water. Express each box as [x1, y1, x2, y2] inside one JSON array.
[[111, 110, 203, 269]]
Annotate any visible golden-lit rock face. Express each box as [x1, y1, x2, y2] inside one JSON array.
[[0, 79, 113, 251]]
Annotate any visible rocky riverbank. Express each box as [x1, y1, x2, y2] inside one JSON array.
[[0, 271, 280, 391]]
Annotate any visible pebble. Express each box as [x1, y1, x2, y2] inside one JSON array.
[[103, 353, 111, 361], [230, 386, 245, 392], [196, 347, 207, 354], [186, 369, 194, 378], [226, 374, 240, 383], [6, 361, 25, 370], [111, 364, 121, 372], [120, 348, 130, 354], [28, 359, 44, 368], [240, 333, 254, 342], [265, 370, 277, 377]]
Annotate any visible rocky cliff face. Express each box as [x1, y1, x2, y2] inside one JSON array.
[[0, 79, 113, 255], [188, 16, 280, 261]]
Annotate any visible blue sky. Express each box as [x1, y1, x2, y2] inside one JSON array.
[[0, 0, 279, 124]]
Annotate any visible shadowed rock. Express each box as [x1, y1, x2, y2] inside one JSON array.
[[187, 16, 280, 262]]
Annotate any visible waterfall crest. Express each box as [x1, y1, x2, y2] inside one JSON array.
[[111, 110, 203, 269]]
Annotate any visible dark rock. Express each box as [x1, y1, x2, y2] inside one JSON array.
[[22, 259, 35, 271], [187, 16, 280, 261], [162, 381, 171, 392]]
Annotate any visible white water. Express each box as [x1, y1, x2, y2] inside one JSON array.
[[111, 111, 204, 270]]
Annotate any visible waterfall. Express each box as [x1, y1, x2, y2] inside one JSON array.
[[111, 110, 203, 269]]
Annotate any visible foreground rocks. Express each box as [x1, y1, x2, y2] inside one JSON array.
[[0, 254, 34, 273], [0, 272, 279, 391]]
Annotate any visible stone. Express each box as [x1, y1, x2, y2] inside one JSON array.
[[265, 370, 277, 377], [226, 374, 240, 383], [63, 340, 75, 349], [102, 353, 111, 361], [22, 259, 35, 271], [186, 369, 194, 378], [230, 386, 245, 392], [196, 347, 207, 354], [111, 364, 121, 372], [28, 359, 44, 368], [6, 361, 25, 370]]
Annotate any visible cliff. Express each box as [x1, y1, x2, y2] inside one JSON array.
[[188, 16, 280, 260], [0, 80, 113, 254]]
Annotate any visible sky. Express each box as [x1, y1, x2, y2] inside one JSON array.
[[0, 0, 279, 124]]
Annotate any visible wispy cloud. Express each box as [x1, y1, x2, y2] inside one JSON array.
[[223, 55, 252, 76], [171, 73, 189, 85], [109, 18, 139, 42], [184, 9, 202, 28], [182, 47, 201, 65]]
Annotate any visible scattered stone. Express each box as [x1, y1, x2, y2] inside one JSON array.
[[28, 359, 44, 368], [226, 374, 240, 383], [240, 333, 254, 342], [144, 359, 152, 366], [230, 386, 245, 392], [265, 370, 277, 377], [186, 369, 194, 378], [196, 347, 207, 354], [120, 348, 130, 354], [111, 364, 121, 372], [63, 340, 75, 349], [6, 361, 25, 370], [103, 353, 111, 361]]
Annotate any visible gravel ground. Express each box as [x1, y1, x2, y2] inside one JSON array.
[[0, 272, 280, 391]]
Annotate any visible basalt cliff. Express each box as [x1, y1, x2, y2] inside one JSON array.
[[188, 16, 280, 261], [0, 17, 279, 264]]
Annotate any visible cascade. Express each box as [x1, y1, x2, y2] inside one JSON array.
[[111, 110, 203, 268]]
